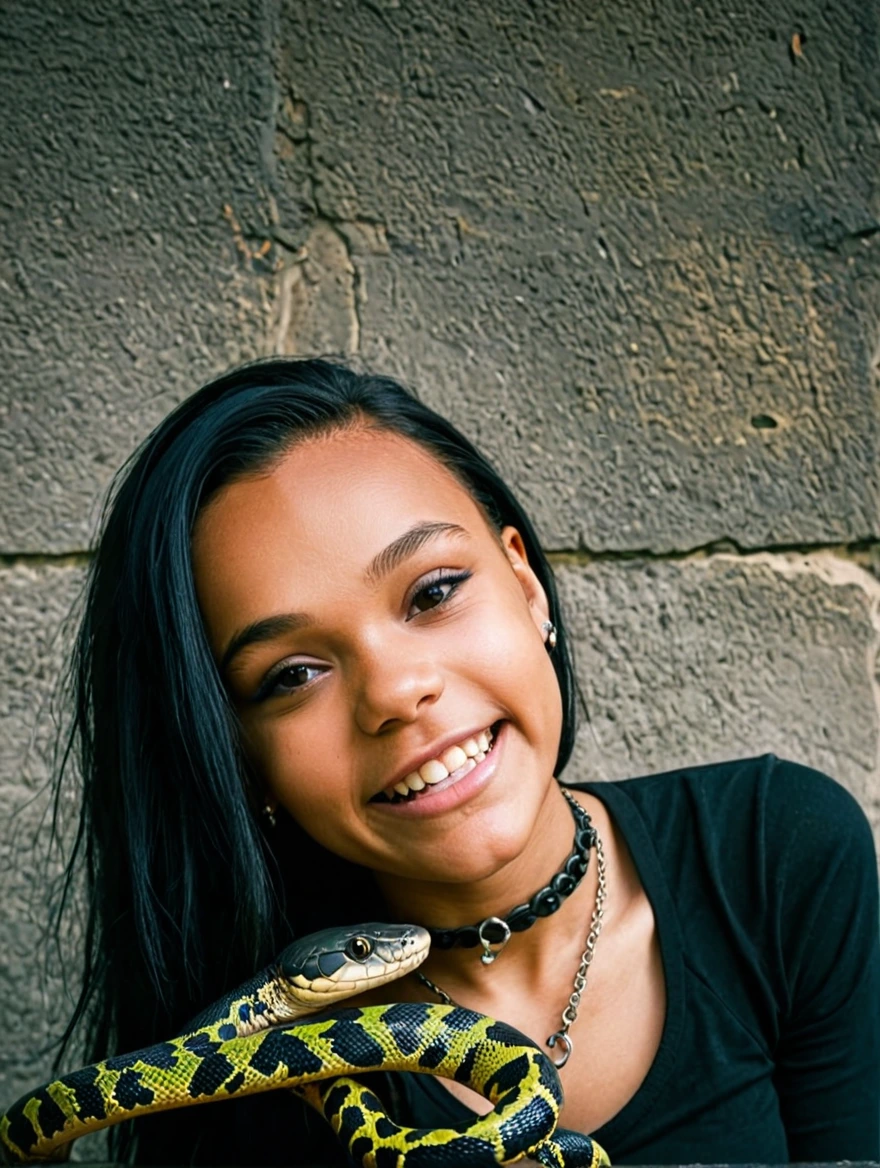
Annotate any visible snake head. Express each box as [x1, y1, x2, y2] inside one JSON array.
[[274, 922, 431, 1012]]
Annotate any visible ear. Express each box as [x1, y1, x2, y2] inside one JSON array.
[[500, 526, 551, 633]]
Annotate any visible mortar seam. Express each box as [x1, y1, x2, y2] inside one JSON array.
[[547, 536, 880, 566], [0, 554, 92, 568], [4, 538, 880, 570]]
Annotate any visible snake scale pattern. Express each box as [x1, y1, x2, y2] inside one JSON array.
[[0, 924, 610, 1168]]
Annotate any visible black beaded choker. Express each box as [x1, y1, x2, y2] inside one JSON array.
[[426, 790, 596, 964]]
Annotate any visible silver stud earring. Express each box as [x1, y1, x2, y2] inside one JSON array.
[[542, 621, 558, 650], [261, 803, 277, 829]]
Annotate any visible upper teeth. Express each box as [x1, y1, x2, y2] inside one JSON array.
[[391, 727, 494, 797]]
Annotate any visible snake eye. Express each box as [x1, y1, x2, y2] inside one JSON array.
[[345, 936, 372, 961]]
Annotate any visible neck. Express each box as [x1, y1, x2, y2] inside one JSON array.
[[373, 781, 597, 994]]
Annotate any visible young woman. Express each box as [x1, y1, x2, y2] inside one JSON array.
[[50, 358, 879, 1165]]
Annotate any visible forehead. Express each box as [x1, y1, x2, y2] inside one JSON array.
[[192, 427, 491, 633]]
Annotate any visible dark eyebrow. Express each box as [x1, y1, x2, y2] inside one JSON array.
[[220, 521, 469, 675], [363, 521, 469, 586], [220, 612, 313, 676]]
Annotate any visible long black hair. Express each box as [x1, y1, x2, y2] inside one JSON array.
[[51, 358, 580, 1158]]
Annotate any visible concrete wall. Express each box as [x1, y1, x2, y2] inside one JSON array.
[[2, 0, 879, 1126]]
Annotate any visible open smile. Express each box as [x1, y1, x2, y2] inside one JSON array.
[[369, 720, 506, 816]]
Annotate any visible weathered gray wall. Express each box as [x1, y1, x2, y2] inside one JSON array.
[[2, 0, 879, 1126]]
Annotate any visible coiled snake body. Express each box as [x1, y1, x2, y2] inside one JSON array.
[[1, 924, 610, 1167]]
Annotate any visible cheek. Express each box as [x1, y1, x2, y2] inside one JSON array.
[[244, 712, 351, 819], [469, 600, 562, 727]]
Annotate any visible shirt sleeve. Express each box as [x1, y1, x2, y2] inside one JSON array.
[[767, 759, 880, 1160]]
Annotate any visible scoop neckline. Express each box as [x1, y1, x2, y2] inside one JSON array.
[[400, 777, 686, 1145]]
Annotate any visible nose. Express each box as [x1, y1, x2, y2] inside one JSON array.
[[352, 634, 444, 735]]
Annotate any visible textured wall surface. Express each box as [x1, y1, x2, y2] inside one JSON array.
[[1, 0, 878, 1134]]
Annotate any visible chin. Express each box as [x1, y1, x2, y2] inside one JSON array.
[[426, 802, 543, 885]]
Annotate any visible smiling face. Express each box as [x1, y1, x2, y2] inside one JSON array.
[[191, 424, 563, 888]]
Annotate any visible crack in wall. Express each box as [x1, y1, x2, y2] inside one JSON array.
[[270, 218, 360, 357], [271, 89, 365, 356], [346, 232, 363, 354]]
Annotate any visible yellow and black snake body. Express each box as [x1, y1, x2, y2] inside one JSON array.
[[1, 924, 610, 1168]]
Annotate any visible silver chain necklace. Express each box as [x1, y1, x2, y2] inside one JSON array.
[[417, 789, 608, 1070]]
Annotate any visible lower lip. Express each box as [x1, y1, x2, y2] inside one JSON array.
[[370, 722, 507, 819]]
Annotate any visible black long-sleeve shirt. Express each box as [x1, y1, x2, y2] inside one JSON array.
[[396, 755, 880, 1162], [135, 755, 879, 1165]]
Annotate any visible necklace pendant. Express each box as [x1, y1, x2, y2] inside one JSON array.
[[478, 916, 511, 964], [547, 1030, 573, 1068]]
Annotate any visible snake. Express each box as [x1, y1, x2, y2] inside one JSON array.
[[1, 923, 610, 1168]]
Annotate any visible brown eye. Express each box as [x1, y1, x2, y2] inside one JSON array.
[[256, 662, 325, 702], [407, 571, 472, 619], [346, 936, 372, 961], [412, 582, 449, 612]]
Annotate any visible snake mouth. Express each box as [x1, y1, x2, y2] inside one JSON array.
[[371, 721, 504, 805]]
